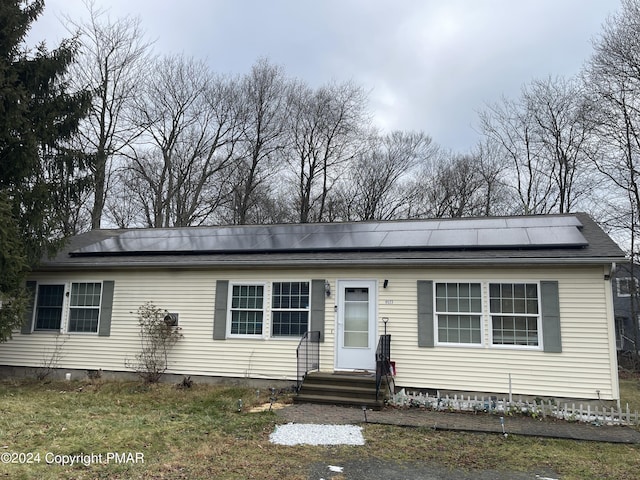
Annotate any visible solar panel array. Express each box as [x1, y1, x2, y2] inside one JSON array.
[[72, 216, 588, 256]]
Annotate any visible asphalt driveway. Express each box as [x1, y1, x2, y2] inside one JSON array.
[[308, 458, 559, 480]]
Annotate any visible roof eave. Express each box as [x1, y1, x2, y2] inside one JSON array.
[[34, 255, 625, 272]]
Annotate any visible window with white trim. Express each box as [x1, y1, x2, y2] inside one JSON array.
[[271, 281, 309, 337], [69, 282, 102, 333], [489, 283, 540, 347], [229, 284, 264, 336], [435, 282, 482, 344], [35, 284, 65, 331], [616, 277, 638, 297], [34, 282, 104, 333]]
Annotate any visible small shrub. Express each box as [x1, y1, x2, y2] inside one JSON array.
[[35, 334, 67, 381], [125, 302, 182, 383]]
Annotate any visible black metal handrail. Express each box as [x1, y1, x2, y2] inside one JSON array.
[[296, 330, 320, 391], [375, 334, 392, 401]]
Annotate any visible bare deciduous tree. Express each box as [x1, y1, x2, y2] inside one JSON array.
[[479, 94, 556, 214], [128, 55, 239, 227], [479, 75, 598, 216], [286, 81, 368, 223], [524, 76, 597, 213], [412, 152, 487, 218], [229, 58, 292, 225], [65, 0, 152, 229], [585, 0, 640, 362], [585, 0, 640, 227], [336, 130, 435, 221], [471, 139, 512, 216]]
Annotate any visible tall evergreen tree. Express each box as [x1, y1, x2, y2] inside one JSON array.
[[0, 0, 90, 341]]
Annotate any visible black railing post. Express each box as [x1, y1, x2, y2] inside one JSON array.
[[296, 330, 320, 391], [376, 334, 391, 401]]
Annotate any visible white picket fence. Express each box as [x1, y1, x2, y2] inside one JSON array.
[[390, 389, 639, 426]]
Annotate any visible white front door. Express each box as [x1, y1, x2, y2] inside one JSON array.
[[335, 280, 377, 371]]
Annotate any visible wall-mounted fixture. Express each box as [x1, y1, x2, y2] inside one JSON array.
[[164, 312, 179, 327], [383, 279, 389, 288], [325, 281, 331, 297]]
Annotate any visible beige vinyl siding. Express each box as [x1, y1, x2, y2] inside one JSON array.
[[2, 270, 324, 381], [0, 265, 618, 400], [382, 266, 618, 400]]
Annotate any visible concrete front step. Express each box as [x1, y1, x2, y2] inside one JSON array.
[[295, 371, 390, 409]]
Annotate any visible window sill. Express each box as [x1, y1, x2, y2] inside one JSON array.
[[490, 344, 542, 351], [435, 342, 484, 348], [226, 335, 265, 340]]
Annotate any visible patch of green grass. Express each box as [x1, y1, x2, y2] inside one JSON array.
[[620, 377, 640, 413], [0, 378, 639, 479]]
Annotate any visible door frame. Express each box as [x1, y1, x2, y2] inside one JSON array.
[[334, 279, 378, 371]]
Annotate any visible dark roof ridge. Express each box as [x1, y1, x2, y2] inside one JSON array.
[[81, 212, 585, 233]]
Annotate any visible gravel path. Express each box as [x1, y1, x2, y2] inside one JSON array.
[[269, 423, 365, 445]]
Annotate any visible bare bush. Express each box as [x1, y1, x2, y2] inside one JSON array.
[[125, 302, 182, 383]]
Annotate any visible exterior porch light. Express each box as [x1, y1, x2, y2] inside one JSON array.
[[325, 281, 331, 297]]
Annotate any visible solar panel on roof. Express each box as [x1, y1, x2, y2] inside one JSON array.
[[428, 228, 479, 247], [293, 232, 346, 249], [505, 216, 582, 228], [318, 222, 379, 233], [374, 220, 441, 232], [525, 226, 587, 246], [71, 215, 589, 256], [432, 218, 509, 230], [477, 227, 529, 246], [334, 231, 389, 248], [381, 230, 431, 248]]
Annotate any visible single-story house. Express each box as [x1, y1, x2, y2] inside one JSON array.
[[0, 212, 626, 401]]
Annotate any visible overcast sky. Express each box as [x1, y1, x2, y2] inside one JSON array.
[[29, 0, 621, 152]]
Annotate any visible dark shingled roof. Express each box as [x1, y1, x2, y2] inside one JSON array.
[[37, 212, 625, 271]]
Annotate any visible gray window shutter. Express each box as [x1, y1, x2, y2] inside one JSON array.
[[213, 280, 229, 340], [541, 280, 562, 353], [310, 279, 326, 342], [21, 281, 37, 335], [417, 280, 434, 347], [98, 281, 115, 337]]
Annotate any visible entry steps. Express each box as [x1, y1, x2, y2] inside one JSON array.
[[295, 371, 392, 410]]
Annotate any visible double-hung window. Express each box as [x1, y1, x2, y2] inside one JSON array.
[[35, 284, 65, 331], [229, 284, 264, 336], [271, 281, 309, 337], [69, 282, 102, 333], [34, 282, 103, 333], [490, 283, 540, 347], [435, 282, 482, 345]]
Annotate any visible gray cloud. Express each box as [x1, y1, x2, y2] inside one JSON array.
[[30, 0, 620, 151]]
